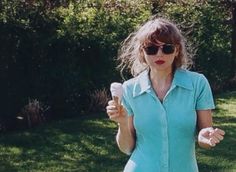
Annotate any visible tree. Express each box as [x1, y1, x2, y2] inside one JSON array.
[[231, 1, 236, 76]]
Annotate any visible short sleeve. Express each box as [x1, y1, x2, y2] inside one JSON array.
[[121, 82, 134, 116], [195, 74, 215, 110]]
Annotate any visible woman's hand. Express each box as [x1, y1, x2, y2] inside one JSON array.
[[106, 100, 128, 125], [198, 127, 225, 149]]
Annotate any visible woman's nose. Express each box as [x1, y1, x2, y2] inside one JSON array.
[[156, 47, 164, 56]]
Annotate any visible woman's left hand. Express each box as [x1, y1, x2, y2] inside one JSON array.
[[198, 127, 225, 149]]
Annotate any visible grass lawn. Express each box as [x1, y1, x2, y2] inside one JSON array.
[[0, 91, 236, 172], [196, 91, 236, 172]]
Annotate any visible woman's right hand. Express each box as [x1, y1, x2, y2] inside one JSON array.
[[106, 100, 128, 124]]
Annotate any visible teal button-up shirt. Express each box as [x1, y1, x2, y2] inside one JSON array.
[[122, 69, 215, 172]]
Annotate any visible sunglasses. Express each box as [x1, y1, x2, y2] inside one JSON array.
[[143, 44, 175, 55]]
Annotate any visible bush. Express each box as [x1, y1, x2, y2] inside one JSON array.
[[162, 1, 232, 92], [0, 0, 151, 124], [17, 99, 49, 128], [88, 88, 110, 113]]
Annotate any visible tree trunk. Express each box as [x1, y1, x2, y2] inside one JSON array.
[[232, 2, 236, 75], [151, 2, 159, 15], [151, 1, 167, 15]]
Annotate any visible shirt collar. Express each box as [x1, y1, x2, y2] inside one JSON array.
[[133, 68, 193, 97]]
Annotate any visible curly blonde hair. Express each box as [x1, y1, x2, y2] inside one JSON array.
[[117, 17, 192, 77]]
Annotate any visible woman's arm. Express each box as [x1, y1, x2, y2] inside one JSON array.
[[197, 110, 225, 149], [197, 109, 213, 129], [116, 115, 136, 155], [106, 100, 136, 155]]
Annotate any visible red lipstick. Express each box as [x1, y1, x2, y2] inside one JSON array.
[[155, 60, 165, 64]]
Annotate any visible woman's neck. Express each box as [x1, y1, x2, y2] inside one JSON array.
[[150, 69, 173, 85], [149, 68, 174, 102]]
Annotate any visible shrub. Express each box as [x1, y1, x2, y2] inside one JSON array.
[[88, 88, 110, 113], [0, 0, 151, 123], [162, 1, 232, 92], [17, 99, 50, 128]]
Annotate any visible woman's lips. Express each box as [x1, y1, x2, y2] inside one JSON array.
[[155, 60, 165, 64]]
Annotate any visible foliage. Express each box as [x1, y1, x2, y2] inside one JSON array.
[[161, 1, 232, 91], [0, 0, 151, 122], [88, 88, 110, 113], [197, 91, 236, 171], [17, 99, 49, 128], [0, 0, 58, 127]]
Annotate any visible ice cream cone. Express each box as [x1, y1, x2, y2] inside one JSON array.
[[112, 96, 120, 105], [110, 82, 123, 113]]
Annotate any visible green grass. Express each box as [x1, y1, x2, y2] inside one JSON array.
[[196, 91, 236, 172], [0, 114, 127, 172], [0, 91, 236, 172]]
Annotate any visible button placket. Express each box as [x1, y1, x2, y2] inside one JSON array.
[[161, 109, 169, 172], [147, 88, 170, 172]]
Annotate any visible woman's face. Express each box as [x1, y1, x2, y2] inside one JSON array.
[[142, 40, 179, 72]]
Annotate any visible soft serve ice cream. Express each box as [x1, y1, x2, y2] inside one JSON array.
[[110, 82, 123, 105]]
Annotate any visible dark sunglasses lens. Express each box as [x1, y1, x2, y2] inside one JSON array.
[[145, 45, 158, 55], [162, 44, 175, 54]]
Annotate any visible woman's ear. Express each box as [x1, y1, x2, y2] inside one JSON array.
[[139, 47, 146, 64], [174, 45, 180, 58]]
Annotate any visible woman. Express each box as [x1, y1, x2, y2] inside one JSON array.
[[106, 17, 225, 172]]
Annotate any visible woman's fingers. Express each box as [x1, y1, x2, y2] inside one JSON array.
[[209, 138, 216, 146], [108, 113, 120, 120], [108, 100, 116, 106], [107, 110, 119, 120], [198, 127, 225, 148], [106, 105, 117, 111], [210, 132, 224, 141], [210, 136, 219, 144], [106, 107, 119, 116], [215, 128, 225, 135], [208, 128, 225, 146], [106, 109, 118, 114], [106, 100, 124, 122]]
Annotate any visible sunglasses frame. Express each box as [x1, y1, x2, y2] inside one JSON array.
[[143, 43, 176, 55]]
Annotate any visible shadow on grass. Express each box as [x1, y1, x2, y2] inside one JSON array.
[[198, 92, 236, 171], [0, 162, 18, 172], [197, 124, 236, 171], [0, 113, 128, 172], [213, 115, 236, 124]]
